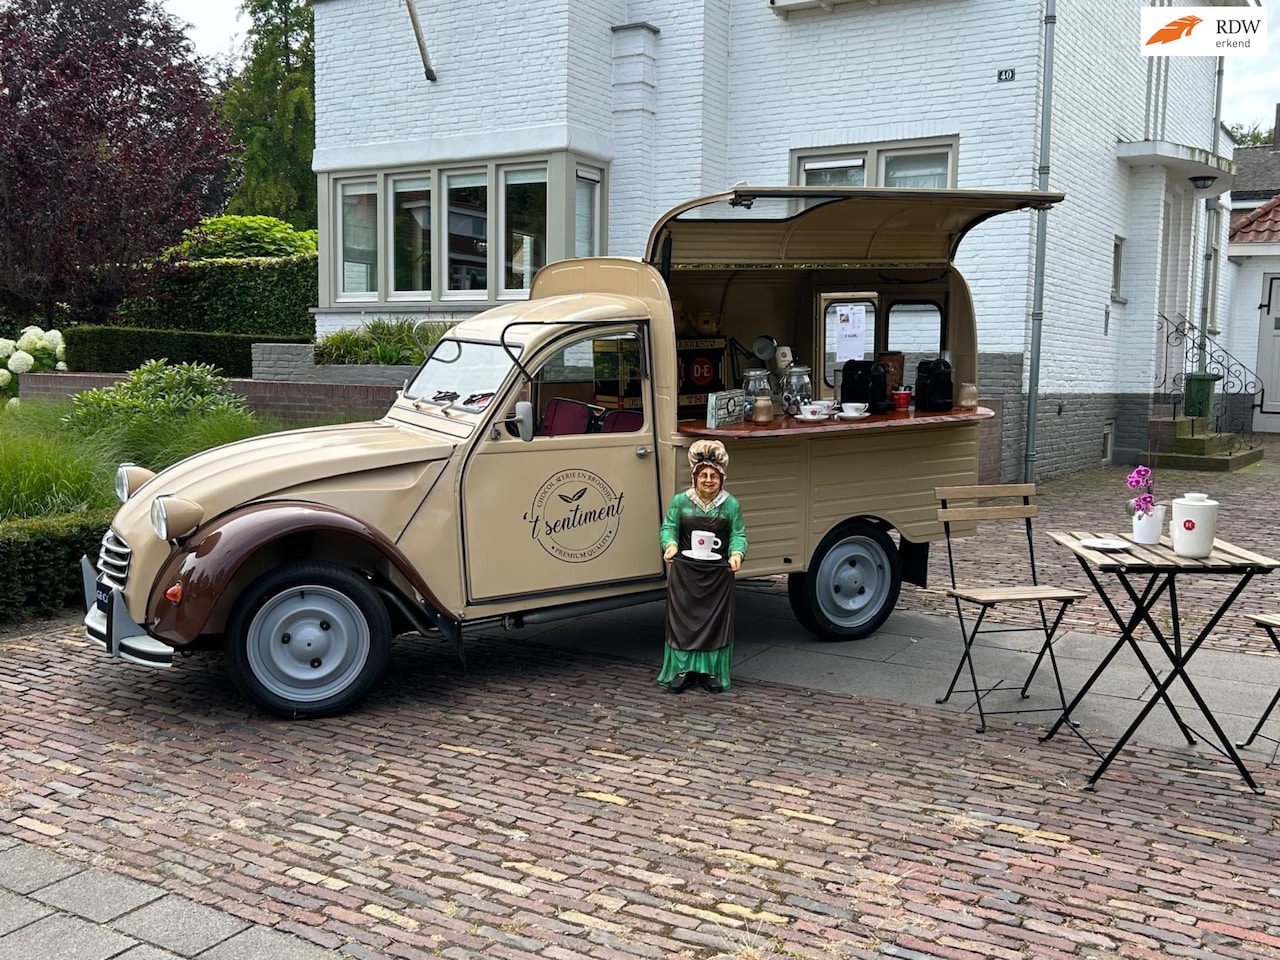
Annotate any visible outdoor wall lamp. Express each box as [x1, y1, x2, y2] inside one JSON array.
[[1189, 175, 1217, 190]]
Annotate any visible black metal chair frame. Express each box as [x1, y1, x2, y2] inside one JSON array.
[[1237, 613, 1280, 751], [935, 484, 1087, 733]]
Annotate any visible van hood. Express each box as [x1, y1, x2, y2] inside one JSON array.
[[115, 420, 453, 531]]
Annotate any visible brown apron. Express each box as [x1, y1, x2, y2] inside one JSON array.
[[665, 513, 735, 652]]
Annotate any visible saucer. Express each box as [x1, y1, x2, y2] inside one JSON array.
[[1079, 538, 1129, 552], [835, 412, 869, 421], [681, 549, 722, 561], [794, 414, 831, 423]]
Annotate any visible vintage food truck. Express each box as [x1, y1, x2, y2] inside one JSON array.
[[83, 186, 1062, 717]]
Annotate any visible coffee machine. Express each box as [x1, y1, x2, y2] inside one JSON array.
[[840, 359, 893, 413]]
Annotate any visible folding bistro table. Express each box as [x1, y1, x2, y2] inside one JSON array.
[[1043, 531, 1280, 793]]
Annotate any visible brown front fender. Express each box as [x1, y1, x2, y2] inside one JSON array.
[[145, 501, 453, 646]]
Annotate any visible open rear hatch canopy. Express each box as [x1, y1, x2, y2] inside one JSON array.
[[644, 186, 1064, 269]]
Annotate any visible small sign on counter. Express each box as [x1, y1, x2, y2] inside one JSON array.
[[706, 389, 745, 428]]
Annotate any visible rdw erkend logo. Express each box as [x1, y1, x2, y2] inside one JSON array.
[[1139, 6, 1268, 57], [1146, 14, 1202, 46]]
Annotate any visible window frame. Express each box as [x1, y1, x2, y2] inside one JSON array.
[[498, 163, 550, 300], [336, 179, 380, 302], [388, 174, 434, 300], [322, 153, 607, 310], [791, 136, 958, 190]]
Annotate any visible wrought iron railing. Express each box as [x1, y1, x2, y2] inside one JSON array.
[[1154, 313, 1262, 454]]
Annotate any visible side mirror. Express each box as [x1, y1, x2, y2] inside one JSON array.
[[515, 400, 535, 441]]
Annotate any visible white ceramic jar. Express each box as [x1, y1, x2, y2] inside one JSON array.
[[1170, 492, 1219, 558]]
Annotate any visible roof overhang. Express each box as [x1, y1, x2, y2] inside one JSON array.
[[644, 187, 1064, 269], [1116, 140, 1236, 197]]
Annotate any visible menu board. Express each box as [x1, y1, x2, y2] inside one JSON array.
[[835, 304, 866, 362]]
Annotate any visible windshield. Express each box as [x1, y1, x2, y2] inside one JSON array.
[[403, 338, 523, 411]]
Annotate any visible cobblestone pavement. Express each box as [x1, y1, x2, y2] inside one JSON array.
[[894, 436, 1280, 654], [3, 616, 1280, 958], [3, 445, 1280, 959]]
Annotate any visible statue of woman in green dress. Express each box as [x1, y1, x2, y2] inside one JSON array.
[[659, 439, 748, 694]]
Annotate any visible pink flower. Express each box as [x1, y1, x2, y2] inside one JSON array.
[[1126, 465, 1156, 516]]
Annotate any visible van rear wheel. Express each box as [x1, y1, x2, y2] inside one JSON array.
[[788, 521, 901, 640], [225, 562, 392, 718]]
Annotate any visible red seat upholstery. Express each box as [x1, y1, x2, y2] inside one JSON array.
[[540, 397, 593, 437], [600, 409, 643, 432]]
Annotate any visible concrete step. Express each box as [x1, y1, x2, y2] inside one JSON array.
[[1148, 415, 1214, 444], [1165, 432, 1240, 456], [1138, 445, 1266, 472]]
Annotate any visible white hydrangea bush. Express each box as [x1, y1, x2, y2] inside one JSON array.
[[1, 324, 65, 399]]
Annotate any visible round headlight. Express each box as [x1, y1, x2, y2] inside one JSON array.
[[150, 496, 204, 542], [115, 463, 156, 503]]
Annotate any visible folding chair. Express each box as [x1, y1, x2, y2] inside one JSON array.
[[1236, 614, 1280, 750], [935, 483, 1087, 733]]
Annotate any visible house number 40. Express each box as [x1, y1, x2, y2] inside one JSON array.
[[997, 69, 1015, 82]]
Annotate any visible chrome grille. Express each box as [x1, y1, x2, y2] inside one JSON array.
[[96, 529, 131, 590]]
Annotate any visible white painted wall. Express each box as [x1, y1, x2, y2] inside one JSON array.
[[313, 0, 1231, 405]]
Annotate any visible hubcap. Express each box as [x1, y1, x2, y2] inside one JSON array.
[[815, 536, 891, 628], [247, 585, 371, 703]]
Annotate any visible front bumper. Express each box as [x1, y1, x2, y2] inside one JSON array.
[[80, 556, 174, 667]]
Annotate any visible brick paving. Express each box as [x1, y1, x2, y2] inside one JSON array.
[[894, 437, 1280, 654], [4, 613, 1280, 958], [3, 445, 1280, 958]]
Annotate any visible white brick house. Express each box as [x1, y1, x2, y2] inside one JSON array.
[[312, 0, 1248, 480]]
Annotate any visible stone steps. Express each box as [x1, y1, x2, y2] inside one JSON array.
[[1144, 415, 1266, 472]]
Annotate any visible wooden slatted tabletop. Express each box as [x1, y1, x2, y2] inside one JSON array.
[[1046, 531, 1280, 574]]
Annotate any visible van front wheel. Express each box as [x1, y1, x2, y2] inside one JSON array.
[[788, 521, 901, 640], [226, 562, 392, 718]]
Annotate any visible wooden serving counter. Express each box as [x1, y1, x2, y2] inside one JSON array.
[[677, 406, 993, 439]]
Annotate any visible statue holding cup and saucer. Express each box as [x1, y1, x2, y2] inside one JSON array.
[[659, 440, 748, 694]]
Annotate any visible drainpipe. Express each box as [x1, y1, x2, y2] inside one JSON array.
[[1023, 0, 1056, 483], [1195, 57, 1225, 365]]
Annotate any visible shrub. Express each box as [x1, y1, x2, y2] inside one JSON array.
[[1, 324, 66, 398], [114, 253, 317, 339], [65, 326, 311, 378], [167, 215, 318, 261], [0, 509, 118, 621], [315, 320, 448, 365], [65, 358, 250, 432]]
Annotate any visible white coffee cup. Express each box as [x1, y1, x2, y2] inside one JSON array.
[[841, 402, 868, 415], [691, 530, 722, 558], [800, 404, 823, 418]]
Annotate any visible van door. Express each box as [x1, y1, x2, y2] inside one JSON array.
[[461, 325, 664, 601]]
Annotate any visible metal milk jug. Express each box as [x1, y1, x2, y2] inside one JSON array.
[[1170, 492, 1219, 558]]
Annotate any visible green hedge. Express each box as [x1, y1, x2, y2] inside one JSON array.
[[115, 254, 317, 338], [0, 509, 115, 622], [65, 327, 312, 378]]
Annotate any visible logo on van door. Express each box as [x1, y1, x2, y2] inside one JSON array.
[[523, 469, 626, 562]]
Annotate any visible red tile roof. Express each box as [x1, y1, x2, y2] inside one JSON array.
[[1230, 194, 1280, 243]]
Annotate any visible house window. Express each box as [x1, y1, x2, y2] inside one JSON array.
[[793, 137, 957, 189], [575, 168, 601, 258], [447, 172, 488, 294], [340, 182, 378, 296], [1112, 236, 1125, 301], [802, 156, 865, 187], [323, 154, 606, 308], [502, 167, 548, 295], [392, 177, 431, 294], [882, 151, 949, 188]]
